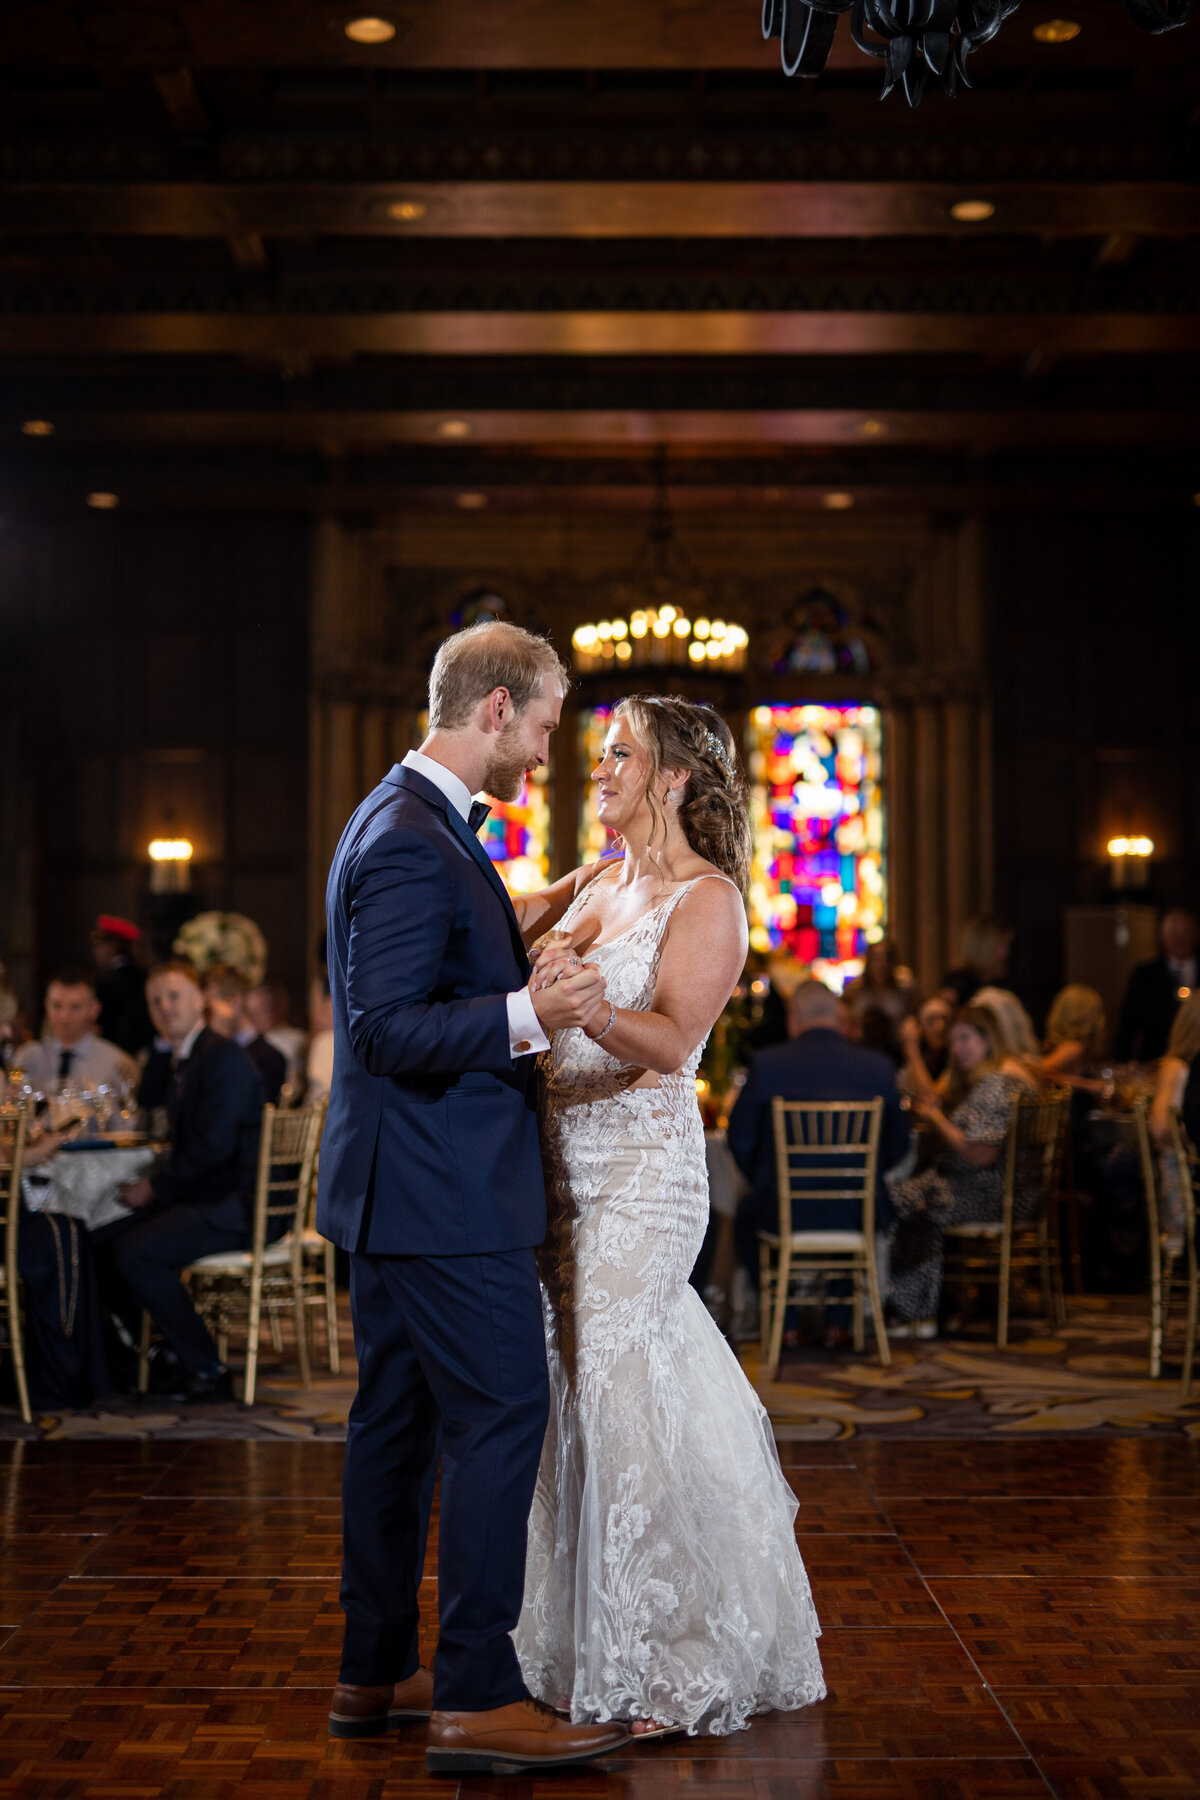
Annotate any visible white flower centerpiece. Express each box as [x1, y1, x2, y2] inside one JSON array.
[[174, 911, 268, 986]]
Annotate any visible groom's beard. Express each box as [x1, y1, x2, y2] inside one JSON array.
[[481, 722, 530, 804]]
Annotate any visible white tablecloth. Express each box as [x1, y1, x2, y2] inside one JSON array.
[[23, 1145, 155, 1232], [705, 1130, 749, 1220]]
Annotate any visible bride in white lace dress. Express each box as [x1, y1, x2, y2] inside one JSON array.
[[514, 696, 824, 1738]]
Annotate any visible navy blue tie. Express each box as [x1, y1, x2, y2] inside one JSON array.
[[468, 800, 491, 834]]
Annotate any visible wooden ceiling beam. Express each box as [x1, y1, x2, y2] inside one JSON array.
[[19, 408, 1196, 450], [2, 181, 1197, 240], [0, 311, 1193, 357], [0, 0, 1187, 72]]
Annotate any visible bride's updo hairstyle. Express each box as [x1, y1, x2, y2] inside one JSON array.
[[614, 695, 753, 895]]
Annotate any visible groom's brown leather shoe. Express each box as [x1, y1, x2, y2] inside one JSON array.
[[328, 1666, 434, 1738], [426, 1698, 631, 1774]]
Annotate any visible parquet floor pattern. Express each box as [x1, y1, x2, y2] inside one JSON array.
[[0, 1436, 1196, 1798]]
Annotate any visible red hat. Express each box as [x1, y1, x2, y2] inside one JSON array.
[[94, 914, 141, 943]]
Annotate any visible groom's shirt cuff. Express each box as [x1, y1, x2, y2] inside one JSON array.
[[506, 988, 550, 1058]]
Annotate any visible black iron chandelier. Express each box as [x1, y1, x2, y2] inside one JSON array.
[[763, 0, 1194, 105]]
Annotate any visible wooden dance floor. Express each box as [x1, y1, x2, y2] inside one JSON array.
[[0, 1435, 1196, 1798]]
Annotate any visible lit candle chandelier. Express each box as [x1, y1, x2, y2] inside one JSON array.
[[571, 452, 748, 677], [762, 0, 1193, 105]]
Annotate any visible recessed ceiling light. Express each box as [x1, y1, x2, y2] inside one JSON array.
[[86, 491, 119, 510], [860, 418, 887, 437], [343, 15, 396, 43], [950, 199, 996, 223], [21, 419, 54, 437], [763, 486, 781, 502], [456, 492, 488, 510], [1033, 18, 1081, 41], [387, 199, 427, 222], [821, 492, 854, 511], [438, 419, 472, 439]]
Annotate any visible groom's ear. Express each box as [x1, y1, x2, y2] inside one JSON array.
[[487, 686, 512, 732]]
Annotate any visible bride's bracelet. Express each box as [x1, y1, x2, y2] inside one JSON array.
[[586, 1002, 617, 1043]]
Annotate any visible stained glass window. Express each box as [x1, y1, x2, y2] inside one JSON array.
[[479, 767, 552, 896], [414, 707, 551, 897], [578, 704, 614, 865], [746, 703, 885, 992]]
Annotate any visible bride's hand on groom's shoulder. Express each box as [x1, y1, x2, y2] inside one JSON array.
[[528, 960, 607, 1033]]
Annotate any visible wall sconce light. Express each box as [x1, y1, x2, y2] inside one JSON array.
[[1107, 835, 1154, 890], [148, 838, 194, 894]]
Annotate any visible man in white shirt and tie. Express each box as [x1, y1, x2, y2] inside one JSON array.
[[17, 969, 138, 1096]]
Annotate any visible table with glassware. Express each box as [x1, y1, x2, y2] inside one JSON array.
[[23, 1136, 158, 1231]]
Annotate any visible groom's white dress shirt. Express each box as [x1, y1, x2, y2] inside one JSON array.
[[401, 749, 549, 1059]]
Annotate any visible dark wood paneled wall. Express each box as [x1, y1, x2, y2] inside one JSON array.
[[989, 511, 1200, 1030], [0, 514, 310, 1019]]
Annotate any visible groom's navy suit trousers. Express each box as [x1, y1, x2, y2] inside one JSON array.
[[316, 763, 549, 1710]]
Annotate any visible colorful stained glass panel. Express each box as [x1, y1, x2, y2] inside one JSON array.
[[746, 703, 885, 992], [415, 708, 551, 896], [578, 703, 615, 865], [480, 764, 551, 895]]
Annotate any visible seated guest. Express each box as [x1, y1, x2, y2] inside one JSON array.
[[17, 969, 138, 1097], [886, 1006, 1027, 1337], [90, 915, 154, 1056], [1149, 990, 1200, 1247], [0, 955, 30, 1072], [843, 939, 914, 1060], [243, 981, 307, 1090], [1043, 985, 1107, 1090], [972, 987, 1043, 1089], [727, 979, 910, 1346], [1115, 908, 1199, 1064], [202, 963, 287, 1104], [305, 966, 335, 1103], [940, 916, 1014, 1010], [98, 959, 265, 1402], [898, 996, 953, 1092]]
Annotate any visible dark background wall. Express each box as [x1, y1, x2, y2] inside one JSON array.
[[989, 510, 1200, 1030], [4, 500, 1199, 1035], [0, 512, 311, 1022]]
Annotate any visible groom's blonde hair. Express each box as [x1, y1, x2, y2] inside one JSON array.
[[428, 621, 569, 730]]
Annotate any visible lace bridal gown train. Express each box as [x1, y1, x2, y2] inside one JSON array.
[[515, 878, 825, 1735]]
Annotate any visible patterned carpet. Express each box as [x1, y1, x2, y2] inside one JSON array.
[[4, 1295, 1197, 1441]]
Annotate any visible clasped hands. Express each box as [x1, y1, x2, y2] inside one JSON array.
[[527, 930, 608, 1035]]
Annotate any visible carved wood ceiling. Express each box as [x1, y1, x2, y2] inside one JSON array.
[[1, 0, 1197, 512]]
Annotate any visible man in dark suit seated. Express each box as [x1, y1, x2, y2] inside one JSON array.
[[1114, 909, 1199, 1064], [727, 978, 910, 1347], [99, 959, 265, 1402], [202, 962, 288, 1104]]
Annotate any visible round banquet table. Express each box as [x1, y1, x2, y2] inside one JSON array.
[[23, 1143, 156, 1232]]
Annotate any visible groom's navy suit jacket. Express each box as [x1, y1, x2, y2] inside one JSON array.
[[316, 761, 546, 1256]]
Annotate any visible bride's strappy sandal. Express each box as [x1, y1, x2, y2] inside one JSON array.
[[632, 1720, 688, 1742]]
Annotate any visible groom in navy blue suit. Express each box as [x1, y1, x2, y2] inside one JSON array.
[[317, 621, 630, 1775]]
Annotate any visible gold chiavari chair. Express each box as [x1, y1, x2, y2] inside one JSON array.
[[1165, 1112, 1200, 1399], [758, 1097, 889, 1380], [1145, 1108, 1199, 1394], [944, 1087, 1068, 1349], [298, 1126, 339, 1376], [138, 1100, 325, 1406], [1133, 1097, 1188, 1382], [0, 1110, 32, 1423]]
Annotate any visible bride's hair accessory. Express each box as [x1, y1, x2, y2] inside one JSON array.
[[703, 727, 732, 771], [586, 1002, 617, 1043]]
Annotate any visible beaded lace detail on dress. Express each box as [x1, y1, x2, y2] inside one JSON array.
[[516, 875, 825, 1736]]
